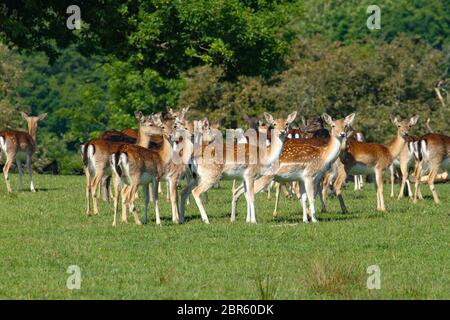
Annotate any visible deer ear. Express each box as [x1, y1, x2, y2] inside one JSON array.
[[409, 115, 419, 126], [38, 113, 48, 121], [264, 112, 274, 125], [134, 111, 144, 122], [20, 112, 29, 120], [390, 115, 399, 126], [344, 113, 355, 126], [301, 116, 306, 126], [286, 111, 297, 124], [321, 113, 333, 125]]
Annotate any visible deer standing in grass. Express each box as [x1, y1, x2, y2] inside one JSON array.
[[231, 113, 354, 223], [336, 115, 419, 211], [412, 133, 450, 204], [181, 112, 297, 224], [0, 112, 47, 192]]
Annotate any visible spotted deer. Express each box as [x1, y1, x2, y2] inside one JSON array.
[[0, 112, 47, 192], [82, 112, 161, 216], [335, 115, 419, 211], [181, 112, 297, 224], [412, 133, 450, 204], [231, 113, 354, 223]]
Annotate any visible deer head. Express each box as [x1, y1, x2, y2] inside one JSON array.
[[390, 115, 419, 139]]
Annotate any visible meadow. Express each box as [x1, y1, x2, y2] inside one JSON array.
[[0, 174, 448, 299]]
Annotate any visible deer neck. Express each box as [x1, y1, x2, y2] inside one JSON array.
[[180, 135, 194, 164], [322, 136, 342, 167], [264, 131, 285, 165], [27, 122, 38, 143], [387, 133, 406, 159], [159, 135, 173, 165], [136, 129, 152, 148]]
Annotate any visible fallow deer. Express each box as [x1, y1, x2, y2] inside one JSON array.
[[412, 133, 449, 204], [181, 112, 297, 224], [0, 112, 47, 192], [231, 113, 355, 223], [335, 115, 419, 211]]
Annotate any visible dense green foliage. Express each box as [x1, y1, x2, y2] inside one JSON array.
[[1, 0, 449, 173], [0, 177, 448, 299]]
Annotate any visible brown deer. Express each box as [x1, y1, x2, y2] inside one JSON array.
[[110, 113, 172, 226], [412, 133, 449, 204], [181, 112, 297, 224], [0, 112, 47, 192], [335, 115, 419, 211], [82, 111, 163, 216], [231, 113, 355, 223]]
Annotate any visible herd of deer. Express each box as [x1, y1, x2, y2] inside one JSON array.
[[0, 109, 448, 226]]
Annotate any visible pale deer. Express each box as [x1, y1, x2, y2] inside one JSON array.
[[231, 113, 355, 223], [181, 112, 297, 224], [336, 115, 419, 211], [412, 133, 449, 204], [0, 112, 47, 192]]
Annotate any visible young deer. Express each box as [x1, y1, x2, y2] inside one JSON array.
[[231, 113, 355, 223], [182, 112, 297, 224], [110, 113, 173, 226], [0, 112, 47, 192], [412, 133, 449, 204], [337, 115, 419, 211]]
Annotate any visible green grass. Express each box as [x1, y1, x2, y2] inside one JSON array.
[[0, 174, 448, 299]]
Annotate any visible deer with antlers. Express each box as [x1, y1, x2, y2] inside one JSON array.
[[180, 112, 297, 224], [231, 113, 355, 223], [0, 112, 47, 192]]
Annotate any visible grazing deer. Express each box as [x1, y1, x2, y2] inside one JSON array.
[[0, 112, 47, 192], [336, 115, 419, 211], [231, 113, 355, 223], [181, 112, 297, 224], [412, 133, 450, 204]]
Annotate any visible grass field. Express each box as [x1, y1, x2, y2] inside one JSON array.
[[0, 173, 448, 299]]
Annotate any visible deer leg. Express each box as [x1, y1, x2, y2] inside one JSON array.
[[180, 176, 197, 222], [152, 179, 161, 226], [354, 175, 359, 191], [85, 167, 92, 216], [16, 160, 23, 191], [3, 158, 13, 193], [26, 154, 35, 192], [166, 182, 170, 202], [141, 183, 150, 225], [231, 183, 245, 222], [244, 176, 256, 224], [397, 161, 408, 200], [272, 182, 281, 217], [305, 177, 317, 223], [427, 167, 440, 204], [390, 164, 395, 198], [91, 173, 102, 215], [112, 174, 120, 227], [192, 179, 216, 224], [128, 184, 142, 225], [334, 168, 348, 214], [168, 178, 180, 224], [375, 169, 385, 211], [121, 185, 130, 224], [359, 175, 364, 189], [298, 182, 308, 223], [412, 161, 423, 204]]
